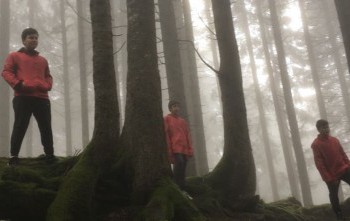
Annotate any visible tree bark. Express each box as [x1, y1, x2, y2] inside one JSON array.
[[122, 0, 171, 204], [47, 0, 120, 219], [206, 0, 256, 200], [0, 0, 10, 157]]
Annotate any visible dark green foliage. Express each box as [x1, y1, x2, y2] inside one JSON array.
[[0, 156, 79, 220]]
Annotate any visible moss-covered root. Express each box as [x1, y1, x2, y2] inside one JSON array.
[[46, 149, 100, 221], [142, 178, 206, 221]]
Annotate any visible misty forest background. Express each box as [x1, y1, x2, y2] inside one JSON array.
[[1, 0, 350, 215]]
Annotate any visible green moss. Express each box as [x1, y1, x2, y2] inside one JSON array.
[[46, 151, 100, 221], [142, 178, 205, 221]]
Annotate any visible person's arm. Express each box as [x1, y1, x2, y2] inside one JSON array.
[[338, 140, 350, 164], [1, 53, 22, 89], [184, 120, 193, 157], [312, 144, 333, 182], [35, 60, 53, 92]]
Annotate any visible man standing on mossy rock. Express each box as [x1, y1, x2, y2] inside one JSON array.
[[1, 28, 55, 166], [311, 119, 350, 221]]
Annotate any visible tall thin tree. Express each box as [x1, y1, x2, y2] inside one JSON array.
[[179, 0, 209, 175], [76, 0, 90, 147], [60, 0, 73, 155], [0, 0, 10, 157], [206, 0, 256, 200], [239, 0, 279, 201], [334, 0, 350, 73], [256, 0, 301, 201], [268, 0, 313, 206]]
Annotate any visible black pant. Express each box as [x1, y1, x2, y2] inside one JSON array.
[[326, 169, 350, 215], [11, 96, 54, 156], [173, 153, 187, 190]]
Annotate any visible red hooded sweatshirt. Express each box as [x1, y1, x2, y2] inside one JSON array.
[[2, 48, 52, 99], [164, 114, 193, 163], [311, 134, 350, 183]]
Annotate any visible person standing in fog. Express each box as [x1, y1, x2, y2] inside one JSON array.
[[311, 119, 350, 220], [1, 27, 55, 166], [164, 100, 193, 191]]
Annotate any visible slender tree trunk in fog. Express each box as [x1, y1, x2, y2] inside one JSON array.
[[239, 1, 279, 201], [298, 0, 327, 119], [60, 0, 73, 155], [110, 0, 123, 128], [179, 0, 209, 176], [122, 0, 170, 204], [206, 0, 256, 199], [256, 0, 301, 202], [77, 0, 90, 147], [268, 0, 313, 206], [116, 0, 127, 123], [323, 0, 350, 127], [48, 0, 120, 219], [158, 0, 189, 121], [334, 0, 350, 73], [26, 0, 35, 157], [204, 0, 219, 70], [0, 0, 10, 157]]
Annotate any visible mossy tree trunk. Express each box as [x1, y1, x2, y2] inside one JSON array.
[[46, 0, 120, 220], [121, 0, 171, 204], [205, 0, 256, 200]]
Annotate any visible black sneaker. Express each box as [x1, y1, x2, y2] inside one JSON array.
[[8, 156, 19, 166]]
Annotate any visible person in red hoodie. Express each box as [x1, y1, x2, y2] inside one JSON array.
[[164, 100, 193, 190], [1, 28, 54, 166], [311, 119, 350, 220]]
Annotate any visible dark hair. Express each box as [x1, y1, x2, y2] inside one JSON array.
[[168, 100, 180, 110], [316, 119, 328, 129], [21, 27, 39, 41]]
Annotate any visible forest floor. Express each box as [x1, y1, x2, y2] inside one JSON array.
[[0, 156, 349, 221]]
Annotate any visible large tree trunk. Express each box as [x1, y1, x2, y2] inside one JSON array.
[[206, 0, 256, 200], [77, 0, 90, 147], [60, 0, 73, 155], [0, 0, 10, 157], [256, 0, 301, 202], [334, 0, 350, 74], [268, 0, 313, 206], [121, 0, 171, 204], [47, 0, 120, 219], [239, 0, 279, 201]]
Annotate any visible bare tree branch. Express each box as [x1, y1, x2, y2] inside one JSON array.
[[178, 39, 219, 74], [113, 41, 126, 55]]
